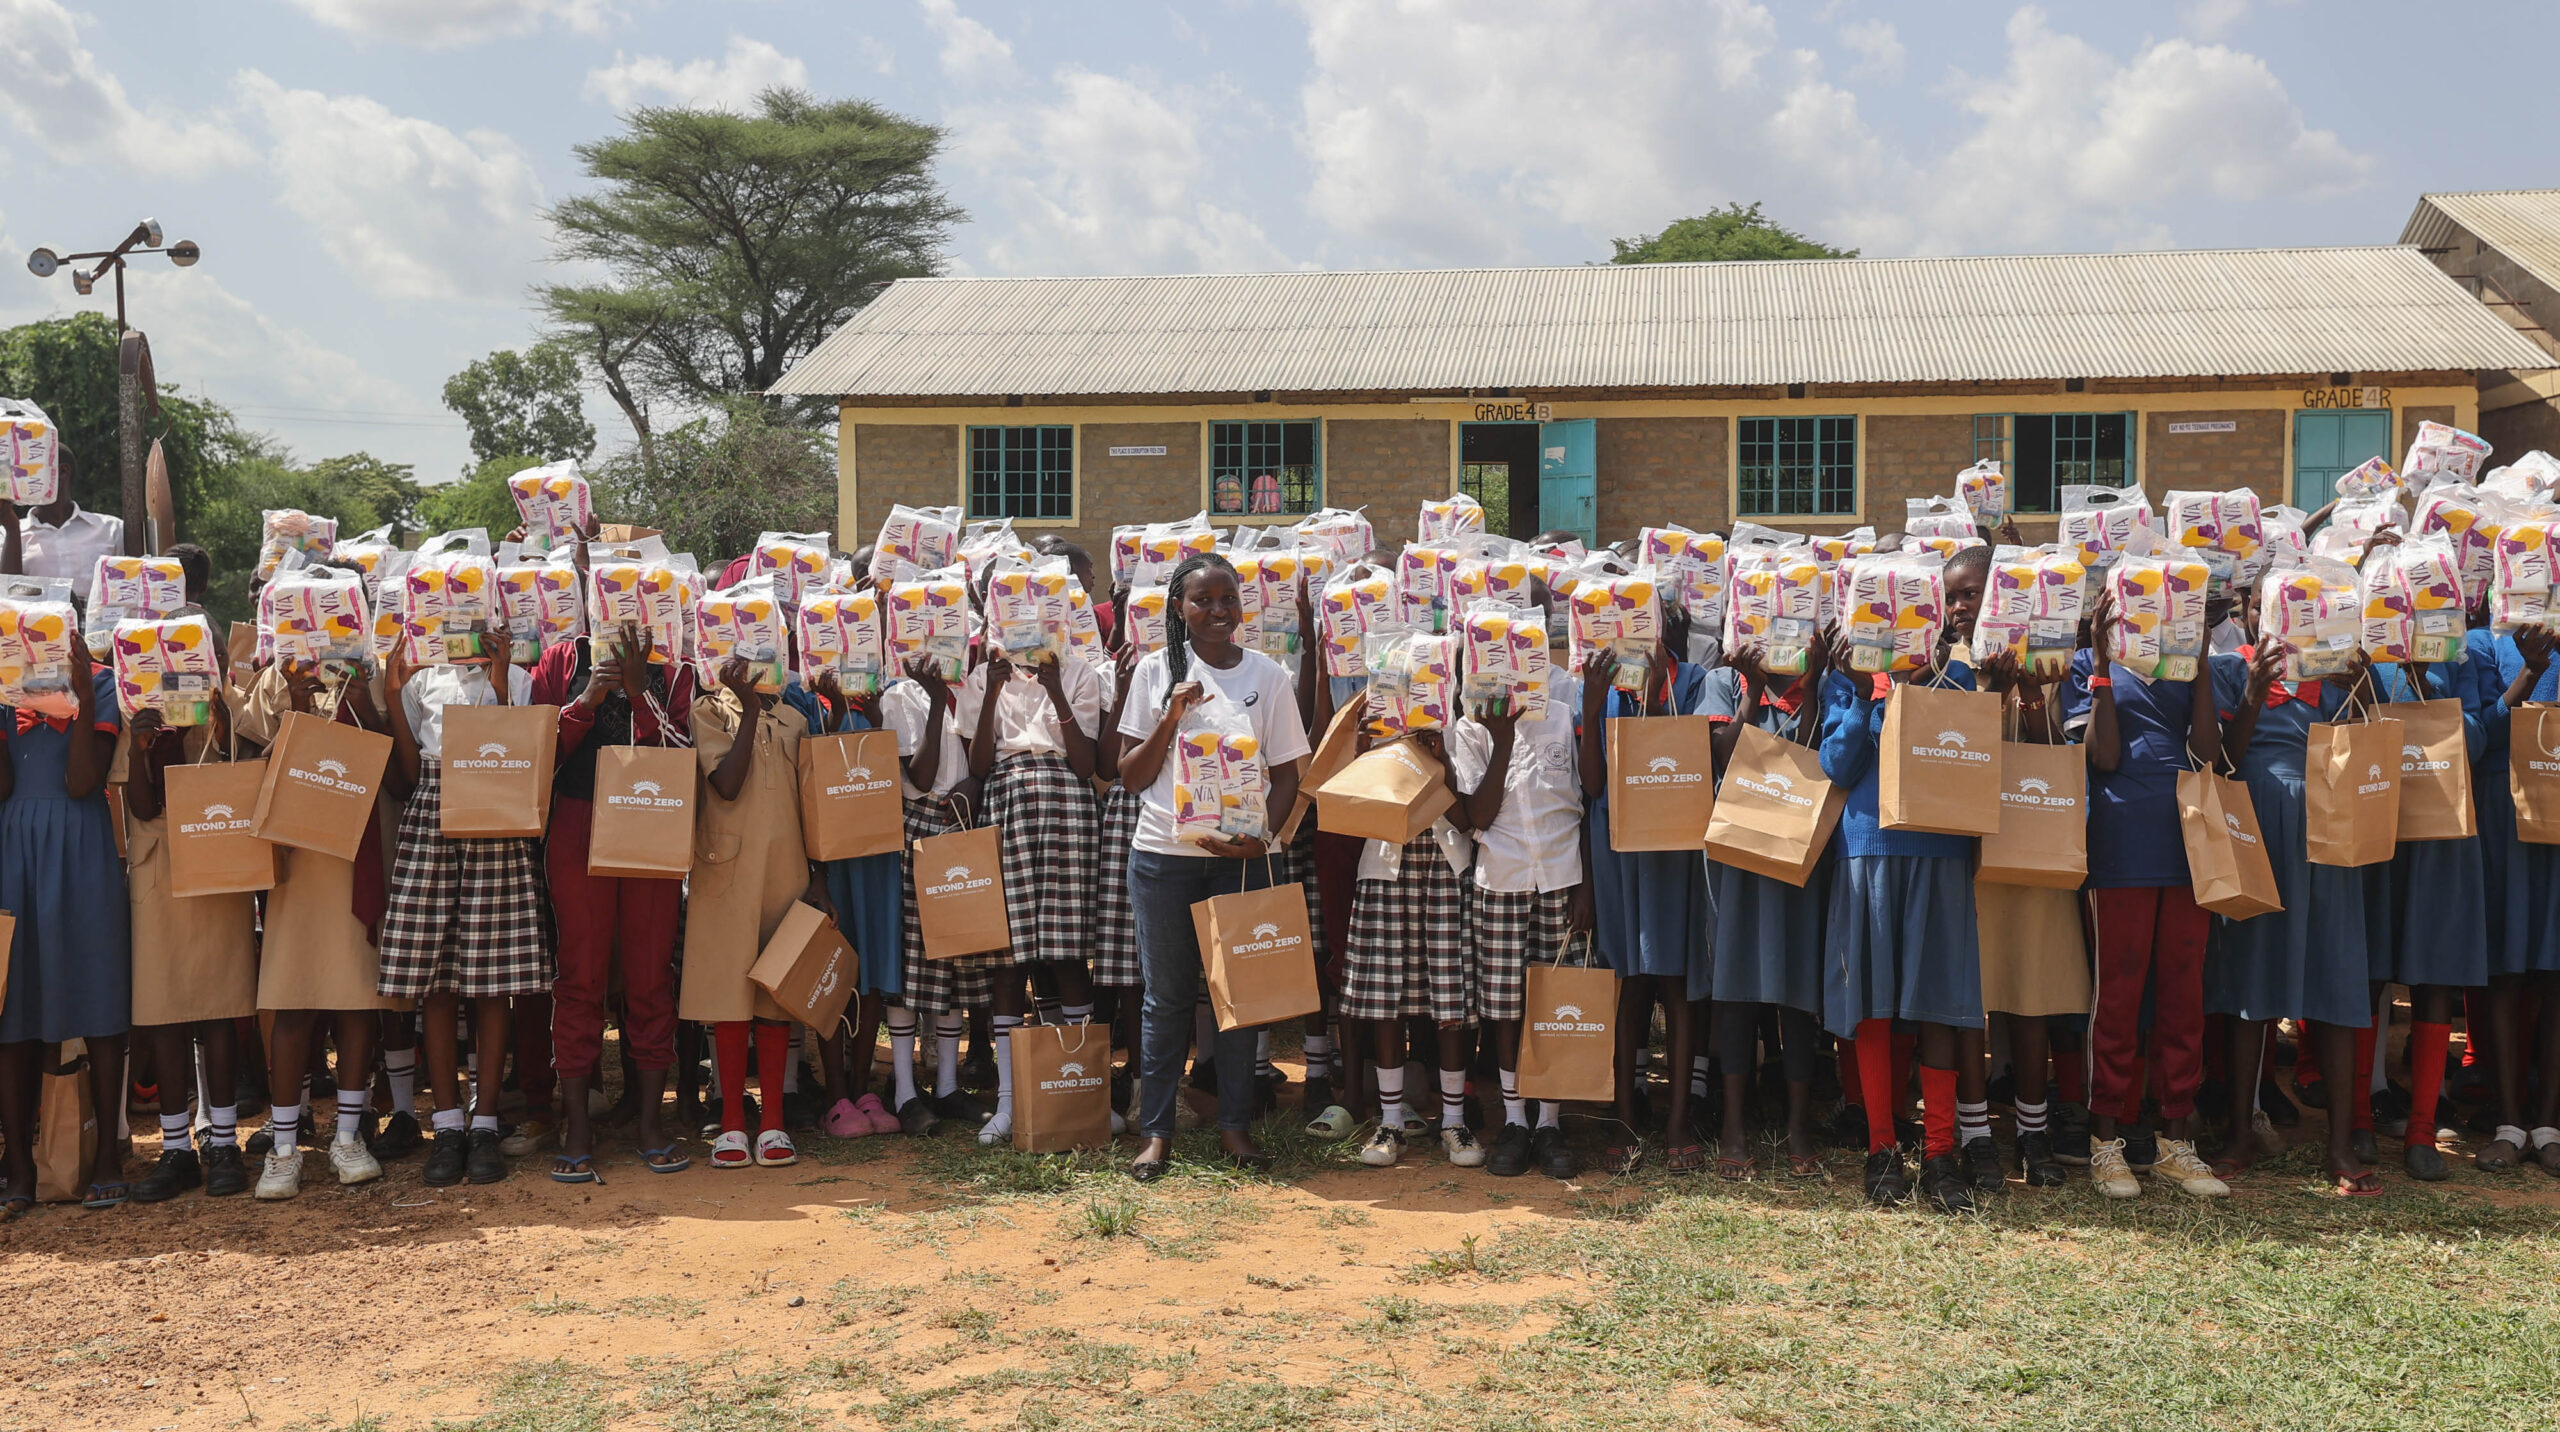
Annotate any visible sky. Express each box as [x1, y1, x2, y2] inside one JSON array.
[[0, 0, 2550, 483]]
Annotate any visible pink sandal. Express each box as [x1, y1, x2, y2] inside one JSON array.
[[853, 1092, 900, 1135], [822, 1098, 869, 1139]]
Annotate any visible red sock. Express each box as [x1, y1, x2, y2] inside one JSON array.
[[2408, 1021, 2451, 1150], [716, 1021, 751, 1133], [1855, 1020, 1897, 1154], [1920, 1066, 1958, 1160], [2350, 1024, 2377, 1133], [1889, 1029, 1917, 1120], [2054, 1044, 2087, 1105], [756, 1022, 789, 1133]]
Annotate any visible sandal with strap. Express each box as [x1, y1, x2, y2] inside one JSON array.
[[1786, 1151, 1827, 1179], [638, 1143, 691, 1174], [2477, 1125, 2529, 1173], [1715, 1152, 1757, 1181], [1601, 1139, 1643, 1176], [550, 1154, 603, 1185], [81, 1180, 129, 1210], [1666, 1142, 1708, 1175], [710, 1131, 753, 1169], [2332, 1169, 2385, 1197], [0, 1194, 28, 1220], [754, 1129, 798, 1168]]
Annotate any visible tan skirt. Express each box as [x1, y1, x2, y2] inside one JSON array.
[[258, 846, 401, 1013], [1975, 881, 2091, 1018], [127, 817, 259, 1025]]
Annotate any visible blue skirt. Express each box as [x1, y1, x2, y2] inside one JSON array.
[[1821, 854, 1980, 1037], [1703, 853, 1830, 1014], [0, 795, 131, 1043], [824, 852, 905, 998], [2480, 770, 2558, 976], [2378, 831, 2487, 988], [1587, 796, 1703, 980], [2206, 771, 2370, 1027]]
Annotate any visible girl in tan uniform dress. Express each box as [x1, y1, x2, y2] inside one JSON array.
[[684, 654, 827, 1170]]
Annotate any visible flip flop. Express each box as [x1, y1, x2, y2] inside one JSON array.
[[638, 1144, 691, 1174], [1715, 1153, 1757, 1181], [1601, 1140, 1642, 1175], [0, 1194, 29, 1220], [1785, 1152, 1828, 1179], [2332, 1169, 2385, 1197], [550, 1154, 602, 1185], [1665, 1143, 1708, 1175], [82, 1181, 129, 1210]]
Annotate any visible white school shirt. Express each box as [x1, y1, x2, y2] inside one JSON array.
[[955, 658, 1104, 759], [1118, 647, 1311, 858], [401, 663, 535, 761], [21, 505, 123, 602], [882, 678, 968, 799], [1442, 673, 1585, 893]]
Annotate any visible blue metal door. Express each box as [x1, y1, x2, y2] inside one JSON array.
[[2292, 409, 2392, 510], [1538, 419, 1596, 545]]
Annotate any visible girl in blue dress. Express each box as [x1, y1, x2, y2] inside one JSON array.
[[2368, 650, 2487, 1182], [2483, 628, 2560, 1172], [810, 665, 906, 1139], [0, 634, 130, 1211], [2208, 639, 2377, 1192]]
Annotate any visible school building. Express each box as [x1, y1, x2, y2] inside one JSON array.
[[2402, 188, 2560, 460], [772, 245, 2553, 554]]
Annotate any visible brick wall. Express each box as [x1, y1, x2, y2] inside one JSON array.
[[1861, 414, 1974, 529], [2142, 409, 2287, 507], [1595, 417, 1724, 540], [849, 422, 957, 551], [1059, 422, 1200, 561], [1325, 418, 1451, 546]]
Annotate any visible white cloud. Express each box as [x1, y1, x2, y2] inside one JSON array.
[[234, 72, 547, 304], [1835, 17, 1903, 79], [279, 0, 619, 46], [121, 270, 415, 416], [955, 68, 1287, 275], [919, 0, 1015, 83], [0, 0, 251, 174], [2179, 0, 2253, 39], [584, 36, 809, 112]]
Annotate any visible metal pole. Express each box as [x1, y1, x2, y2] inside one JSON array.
[[118, 325, 145, 556]]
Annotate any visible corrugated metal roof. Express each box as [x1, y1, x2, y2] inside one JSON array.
[[770, 246, 2553, 399], [2403, 190, 2560, 297]]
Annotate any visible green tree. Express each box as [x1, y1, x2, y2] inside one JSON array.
[[194, 441, 412, 624], [1610, 202, 1858, 263], [589, 398, 834, 563], [441, 341, 596, 471], [540, 88, 963, 438], [0, 311, 257, 529], [417, 454, 540, 540], [303, 452, 423, 540]]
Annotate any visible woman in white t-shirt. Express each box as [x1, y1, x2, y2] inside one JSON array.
[[1116, 554, 1310, 1179]]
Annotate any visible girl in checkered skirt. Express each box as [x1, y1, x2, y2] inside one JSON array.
[[956, 644, 1105, 1146], [879, 657, 995, 1136], [1090, 644, 1146, 1119], [377, 637, 548, 1189], [1341, 726, 1481, 1171]]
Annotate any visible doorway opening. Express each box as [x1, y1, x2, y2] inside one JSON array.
[[1459, 423, 1541, 539]]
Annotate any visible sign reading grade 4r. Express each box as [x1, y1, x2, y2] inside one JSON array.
[[2301, 386, 2389, 410]]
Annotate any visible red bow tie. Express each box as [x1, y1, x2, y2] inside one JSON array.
[[2265, 681, 2322, 709], [14, 709, 69, 735]]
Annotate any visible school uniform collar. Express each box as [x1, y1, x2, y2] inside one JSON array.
[[24, 505, 108, 537], [1760, 679, 1809, 718]]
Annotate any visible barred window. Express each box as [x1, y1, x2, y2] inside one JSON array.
[[1737, 416, 1855, 516], [966, 425, 1075, 521]]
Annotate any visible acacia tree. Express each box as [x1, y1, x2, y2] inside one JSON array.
[[1611, 202, 1857, 263], [539, 88, 963, 442]]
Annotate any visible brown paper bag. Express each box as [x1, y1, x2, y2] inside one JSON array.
[[2177, 770, 2283, 918], [2306, 717, 2403, 868], [1704, 723, 1842, 886], [1977, 742, 2089, 889], [1878, 683, 2004, 835], [1516, 951, 1618, 1102], [797, 730, 904, 861], [597, 524, 663, 544], [914, 823, 1012, 958], [588, 745, 699, 879], [2389, 699, 2473, 842], [34, 1052, 95, 1204], [1008, 1023, 1115, 1153], [1278, 700, 1364, 845], [1315, 738, 1456, 845], [1605, 715, 1718, 852], [250, 712, 394, 861], [438, 704, 558, 838], [165, 760, 280, 896], [1197, 880, 1320, 1031], [2514, 705, 2560, 845], [748, 901, 860, 1032], [0, 911, 15, 1015]]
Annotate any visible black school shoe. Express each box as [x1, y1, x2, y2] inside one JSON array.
[[1920, 1154, 1976, 1214], [131, 1148, 202, 1203], [1862, 1149, 1910, 1205], [467, 1128, 508, 1184], [2014, 1131, 2065, 1188], [422, 1129, 469, 1187], [1486, 1123, 1532, 1177], [370, 1110, 425, 1160], [1962, 1136, 2006, 1193], [202, 1143, 250, 1197], [897, 1097, 940, 1135], [1531, 1125, 1575, 1180], [2052, 1103, 2093, 1165]]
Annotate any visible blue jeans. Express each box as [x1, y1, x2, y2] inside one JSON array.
[[1129, 849, 1271, 1139]]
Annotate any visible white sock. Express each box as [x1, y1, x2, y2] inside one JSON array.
[[1536, 1099, 1562, 1129], [935, 1013, 964, 1098], [1194, 997, 1218, 1061], [337, 1086, 368, 1140], [470, 1112, 501, 1134], [159, 1112, 191, 1153], [384, 1049, 417, 1115], [1376, 1067, 1406, 1136], [888, 1008, 920, 1107], [1439, 1067, 1467, 1130], [1957, 1099, 1991, 1146], [1255, 1030, 1275, 1081], [991, 1015, 1020, 1119], [431, 1106, 466, 1135], [1499, 1069, 1526, 1128], [1061, 1002, 1094, 1025], [1691, 1053, 1711, 1101], [2014, 1098, 2049, 1136], [206, 1104, 238, 1149], [269, 1103, 302, 1149]]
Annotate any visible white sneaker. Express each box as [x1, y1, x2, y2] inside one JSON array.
[[255, 1148, 304, 1201], [329, 1132, 382, 1186], [1359, 1126, 1403, 1168], [1440, 1126, 1487, 1168], [2150, 1137, 2230, 1198], [2088, 1138, 2140, 1199]]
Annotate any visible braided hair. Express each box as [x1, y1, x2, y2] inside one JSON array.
[[1163, 550, 1238, 689]]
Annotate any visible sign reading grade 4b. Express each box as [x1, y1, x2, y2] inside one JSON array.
[[1472, 401, 1552, 423], [2301, 386, 2389, 410]]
